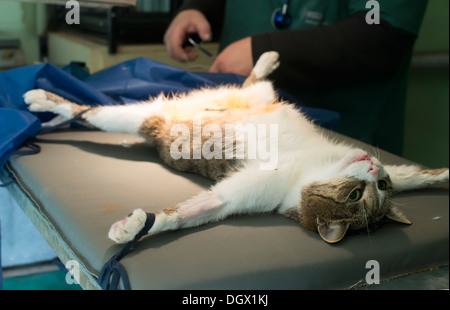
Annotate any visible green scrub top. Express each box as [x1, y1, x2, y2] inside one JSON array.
[[218, 0, 428, 155]]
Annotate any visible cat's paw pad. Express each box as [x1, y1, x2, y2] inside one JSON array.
[[253, 51, 280, 79], [108, 209, 148, 244], [23, 89, 56, 112]]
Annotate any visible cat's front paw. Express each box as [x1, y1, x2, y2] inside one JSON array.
[[422, 168, 449, 183], [108, 209, 148, 244], [23, 89, 57, 112]]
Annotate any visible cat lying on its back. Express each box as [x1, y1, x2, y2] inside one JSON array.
[[23, 52, 449, 243]]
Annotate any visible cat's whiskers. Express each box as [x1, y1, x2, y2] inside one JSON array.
[[389, 198, 407, 207], [389, 198, 422, 209], [391, 188, 404, 195], [375, 147, 381, 162], [361, 203, 374, 249]]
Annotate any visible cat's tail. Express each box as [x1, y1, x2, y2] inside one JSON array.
[[242, 51, 280, 88]]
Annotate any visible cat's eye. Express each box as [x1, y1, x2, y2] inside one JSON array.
[[348, 189, 362, 202], [377, 180, 388, 190]]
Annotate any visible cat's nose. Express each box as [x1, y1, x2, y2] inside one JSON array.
[[368, 164, 380, 177]]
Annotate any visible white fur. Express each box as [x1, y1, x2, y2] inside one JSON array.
[[252, 51, 280, 79], [108, 208, 147, 243], [24, 89, 57, 112], [86, 103, 163, 135], [385, 165, 449, 192]]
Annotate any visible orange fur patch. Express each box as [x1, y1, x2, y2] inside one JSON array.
[[164, 98, 283, 123], [421, 168, 448, 175], [163, 206, 179, 215]]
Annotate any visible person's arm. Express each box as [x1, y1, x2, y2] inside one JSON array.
[[251, 12, 416, 88]]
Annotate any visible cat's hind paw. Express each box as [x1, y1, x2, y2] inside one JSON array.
[[24, 89, 57, 112], [253, 51, 280, 80], [108, 209, 148, 244]]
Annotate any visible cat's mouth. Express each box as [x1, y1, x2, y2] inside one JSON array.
[[352, 154, 372, 164], [347, 154, 380, 177], [344, 153, 372, 169]]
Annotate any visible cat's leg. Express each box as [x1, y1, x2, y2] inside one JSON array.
[[384, 165, 449, 192], [242, 51, 280, 88], [108, 165, 288, 243], [24, 89, 164, 136], [24, 89, 91, 119], [108, 191, 224, 243]]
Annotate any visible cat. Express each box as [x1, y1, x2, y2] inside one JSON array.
[[23, 52, 449, 244]]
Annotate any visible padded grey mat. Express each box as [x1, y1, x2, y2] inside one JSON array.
[[4, 129, 449, 289]]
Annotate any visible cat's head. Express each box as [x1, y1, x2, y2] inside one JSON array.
[[293, 150, 413, 243]]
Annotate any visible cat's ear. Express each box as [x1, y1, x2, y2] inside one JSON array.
[[385, 206, 412, 225], [384, 165, 448, 192], [316, 218, 349, 243]]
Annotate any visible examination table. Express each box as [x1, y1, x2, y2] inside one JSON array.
[[1, 127, 448, 290]]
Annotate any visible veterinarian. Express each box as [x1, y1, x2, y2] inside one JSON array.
[[163, 0, 428, 156]]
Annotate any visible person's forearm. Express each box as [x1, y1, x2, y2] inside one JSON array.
[[252, 12, 416, 88]]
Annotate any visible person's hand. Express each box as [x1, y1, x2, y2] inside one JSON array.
[[164, 9, 212, 62], [209, 37, 253, 76]]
